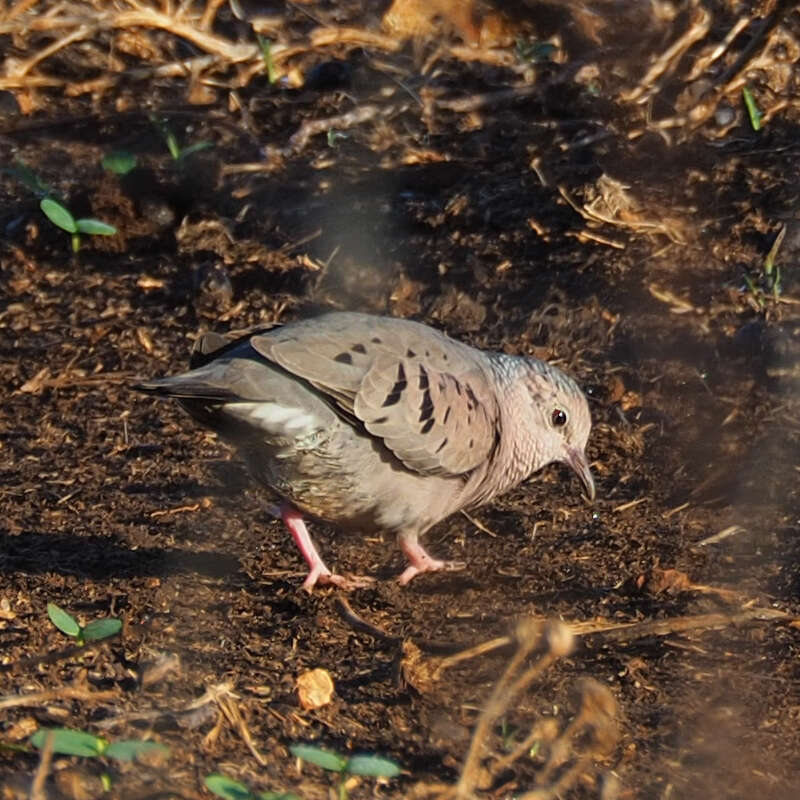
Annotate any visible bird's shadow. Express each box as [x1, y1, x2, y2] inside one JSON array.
[[0, 530, 242, 581]]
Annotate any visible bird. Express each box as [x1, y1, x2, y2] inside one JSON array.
[[133, 312, 594, 591]]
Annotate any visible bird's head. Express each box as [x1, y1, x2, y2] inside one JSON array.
[[520, 361, 595, 500]]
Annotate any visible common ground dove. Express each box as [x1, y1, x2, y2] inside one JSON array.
[[134, 312, 594, 590]]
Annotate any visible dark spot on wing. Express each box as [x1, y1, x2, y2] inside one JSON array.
[[418, 365, 429, 390], [418, 389, 434, 422], [382, 362, 407, 407], [371, 337, 382, 344], [334, 352, 353, 365], [443, 406, 451, 424], [435, 437, 448, 452], [351, 343, 366, 354], [421, 418, 435, 434], [406, 348, 416, 358], [372, 415, 388, 424]]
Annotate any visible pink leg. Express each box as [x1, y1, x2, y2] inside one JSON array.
[[271, 504, 374, 592], [397, 531, 466, 585]]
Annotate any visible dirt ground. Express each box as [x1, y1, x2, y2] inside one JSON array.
[[2, 1, 800, 798]]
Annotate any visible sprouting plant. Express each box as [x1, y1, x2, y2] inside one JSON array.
[[47, 602, 121, 647], [39, 198, 117, 253], [205, 773, 299, 800], [150, 114, 213, 163], [499, 717, 518, 752], [763, 224, 785, 298], [31, 728, 168, 761], [101, 150, 138, 175], [743, 223, 786, 305], [31, 728, 169, 790], [289, 744, 401, 800], [256, 34, 279, 84], [2, 160, 117, 252], [515, 38, 557, 64], [742, 86, 763, 131], [3, 160, 53, 196], [327, 129, 348, 147]]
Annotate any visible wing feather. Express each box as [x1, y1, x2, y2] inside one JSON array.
[[251, 313, 500, 476]]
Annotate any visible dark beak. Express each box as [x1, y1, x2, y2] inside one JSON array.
[[566, 447, 595, 501]]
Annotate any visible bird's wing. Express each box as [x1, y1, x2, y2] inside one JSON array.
[[250, 313, 501, 476]]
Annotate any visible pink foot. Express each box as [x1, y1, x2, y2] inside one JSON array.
[[271, 504, 374, 593], [397, 533, 466, 585]]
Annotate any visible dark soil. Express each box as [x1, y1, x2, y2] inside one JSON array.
[[2, 2, 800, 799]]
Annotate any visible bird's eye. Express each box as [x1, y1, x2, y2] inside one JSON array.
[[551, 408, 567, 427]]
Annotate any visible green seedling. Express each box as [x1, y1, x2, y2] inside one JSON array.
[[326, 129, 348, 147], [150, 114, 213, 163], [101, 150, 138, 175], [764, 224, 785, 299], [39, 198, 116, 253], [205, 774, 299, 800], [31, 728, 168, 791], [256, 34, 279, 84], [30, 729, 169, 760], [742, 87, 763, 131], [289, 744, 401, 800], [47, 602, 121, 646], [499, 717, 517, 752], [515, 38, 557, 64], [2, 160, 53, 196], [31, 728, 168, 768], [743, 223, 786, 305], [3, 160, 117, 252]]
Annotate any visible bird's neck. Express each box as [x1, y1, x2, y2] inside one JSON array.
[[462, 361, 544, 508]]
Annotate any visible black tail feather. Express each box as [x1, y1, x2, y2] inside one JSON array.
[[132, 378, 239, 401]]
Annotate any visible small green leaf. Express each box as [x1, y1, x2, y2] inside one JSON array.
[[5, 161, 52, 196], [100, 773, 112, 791], [82, 617, 122, 642], [764, 224, 786, 277], [165, 131, 181, 160], [256, 34, 278, 84], [104, 740, 169, 762], [346, 754, 402, 778], [75, 218, 117, 236], [40, 198, 77, 233], [47, 603, 80, 637], [742, 87, 763, 131], [101, 150, 138, 175], [515, 39, 557, 64], [327, 130, 348, 148], [178, 140, 214, 159], [289, 744, 347, 773], [205, 774, 255, 800], [31, 729, 106, 757]]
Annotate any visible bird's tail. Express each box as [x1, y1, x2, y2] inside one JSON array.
[[132, 372, 239, 401]]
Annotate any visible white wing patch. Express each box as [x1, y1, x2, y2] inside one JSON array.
[[226, 402, 320, 434]]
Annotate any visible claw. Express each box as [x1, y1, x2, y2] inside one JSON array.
[[397, 532, 466, 585], [314, 573, 376, 592]]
